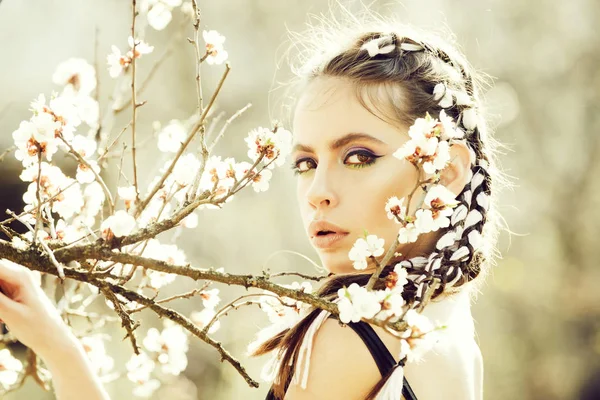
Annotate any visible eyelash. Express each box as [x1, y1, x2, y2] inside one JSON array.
[[290, 150, 382, 175]]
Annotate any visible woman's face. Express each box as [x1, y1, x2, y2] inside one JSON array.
[[291, 76, 433, 274]]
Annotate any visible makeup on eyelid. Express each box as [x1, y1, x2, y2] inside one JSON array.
[[290, 147, 383, 175]]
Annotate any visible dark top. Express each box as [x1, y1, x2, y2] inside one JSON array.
[[265, 315, 418, 399]]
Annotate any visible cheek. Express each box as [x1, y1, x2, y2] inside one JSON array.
[[355, 165, 420, 239], [296, 179, 311, 222]]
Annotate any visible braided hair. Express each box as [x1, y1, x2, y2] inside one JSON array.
[[254, 16, 507, 400]]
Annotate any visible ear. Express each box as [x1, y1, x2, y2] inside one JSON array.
[[439, 142, 472, 197]]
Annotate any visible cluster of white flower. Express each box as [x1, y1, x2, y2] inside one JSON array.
[[334, 265, 439, 361], [146, 123, 292, 213], [126, 352, 161, 398], [125, 319, 190, 398], [348, 234, 385, 270], [335, 264, 406, 324], [203, 30, 228, 65], [12, 94, 81, 167], [244, 126, 293, 170], [52, 58, 100, 130], [399, 309, 439, 362], [107, 36, 154, 78], [393, 110, 464, 175]]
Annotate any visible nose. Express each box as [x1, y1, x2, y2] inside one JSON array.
[[305, 166, 339, 210]]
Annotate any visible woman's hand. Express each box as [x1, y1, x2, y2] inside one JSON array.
[[0, 258, 111, 400], [0, 258, 75, 359]]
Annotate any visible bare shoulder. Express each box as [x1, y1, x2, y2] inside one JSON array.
[[284, 318, 382, 400], [403, 335, 484, 400]]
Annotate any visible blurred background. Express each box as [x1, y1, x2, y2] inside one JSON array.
[[1, 0, 599, 399]]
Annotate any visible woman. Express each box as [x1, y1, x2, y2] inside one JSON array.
[[251, 14, 503, 400], [0, 12, 503, 400]]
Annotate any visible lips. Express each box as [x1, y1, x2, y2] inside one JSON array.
[[308, 220, 350, 249]]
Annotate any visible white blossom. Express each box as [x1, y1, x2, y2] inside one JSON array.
[[250, 168, 272, 192], [414, 185, 459, 233], [348, 235, 385, 270], [385, 196, 407, 223], [142, 239, 185, 288], [202, 30, 228, 65], [180, 212, 198, 228], [118, 185, 137, 210], [143, 320, 189, 376], [71, 135, 97, 158], [126, 352, 160, 398], [140, 0, 183, 30], [244, 126, 293, 169], [128, 36, 154, 57], [76, 160, 100, 184], [337, 283, 381, 323], [392, 264, 409, 288], [200, 288, 220, 310], [399, 310, 438, 362], [190, 308, 220, 334], [180, 1, 194, 18], [393, 112, 455, 175], [398, 222, 420, 244], [168, 153, 200, 186], [101, 210, 136, 238], [52, 58, 97, 96], [107, 37, 153, 78], [157, 120, 186, 153], [375, 286, 406, 321]]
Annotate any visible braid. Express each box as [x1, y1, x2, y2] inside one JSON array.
[[348, 31, 495, 306]]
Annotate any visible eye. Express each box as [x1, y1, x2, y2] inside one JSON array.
[[344, 150, 381, 168], [291, 157, 317, 175]]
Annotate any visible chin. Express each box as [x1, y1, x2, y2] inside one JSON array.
[[317, 250, 355, 275]]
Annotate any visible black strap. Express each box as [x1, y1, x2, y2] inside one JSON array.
[[338, 316, 418, 400], [264, 316, 418, 399]]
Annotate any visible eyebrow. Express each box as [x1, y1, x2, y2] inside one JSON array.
[[292, 132, 387, 153]]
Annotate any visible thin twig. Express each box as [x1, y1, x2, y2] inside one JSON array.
[[59, 136, 114, 215], [101, 285, 140, 354], [0, 181, 77, 227], [6, 210, 65, 280], [97, 121, 132, 163], [131, 0, 140, 205], [135, 63, 231, 217], [128, 285, 209, 314], [267, 271, 329, 282], [208, 103, 252, 152], [191, 0, 204, 113]]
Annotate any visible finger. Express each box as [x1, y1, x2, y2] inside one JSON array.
[[0, 289, 21, 322], [0, 259, 31, 286]]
